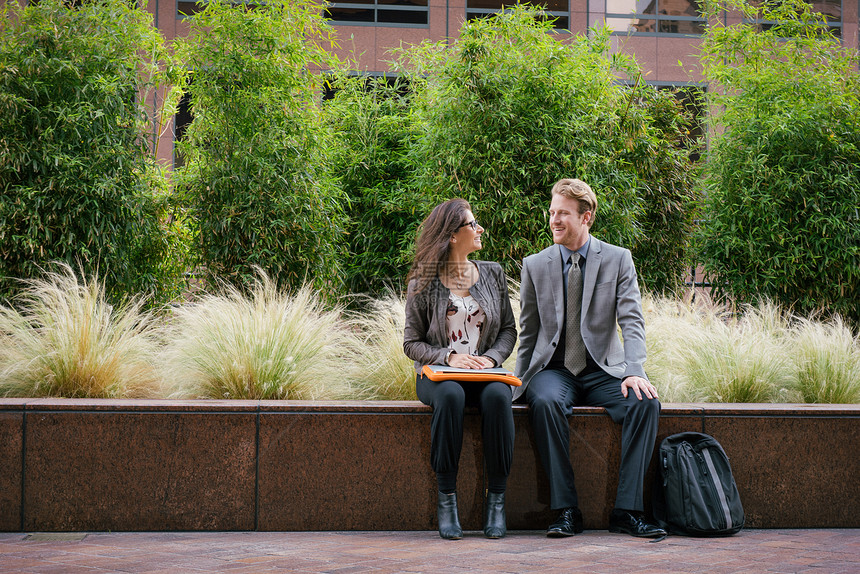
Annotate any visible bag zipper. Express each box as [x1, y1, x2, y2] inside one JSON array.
[[694, 447, 726, 531]]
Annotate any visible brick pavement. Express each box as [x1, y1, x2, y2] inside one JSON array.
[[1, 529, 859, 573]]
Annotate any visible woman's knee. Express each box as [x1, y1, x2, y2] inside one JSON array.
[[480, 383, 513, 412], [434, 380, 466, 411]]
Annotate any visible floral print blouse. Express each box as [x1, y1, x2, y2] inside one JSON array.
[[446, 293, 486, 356]]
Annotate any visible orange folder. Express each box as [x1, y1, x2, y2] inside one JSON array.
[[421, 364, 522, 387]]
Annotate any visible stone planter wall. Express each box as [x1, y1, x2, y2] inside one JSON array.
[[1, 399, 857, 532]]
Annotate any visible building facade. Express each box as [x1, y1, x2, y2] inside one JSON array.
[[141, 0, 858, 166]]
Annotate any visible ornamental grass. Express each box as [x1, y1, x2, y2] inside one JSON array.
[[788, 315, 860, 404], [1, 266, 857, 404], [645, 296, 795, 402], [644, 294, 859, 404], [0, 264, 163, 398], [161, 272, 353, 400], [344, 292, 417, 400]]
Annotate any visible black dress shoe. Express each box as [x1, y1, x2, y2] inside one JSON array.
[[546, 507, 583, 537], [608, 509, 667, 538], [483, 491, 506, 539], [437, 492, 463, 540]]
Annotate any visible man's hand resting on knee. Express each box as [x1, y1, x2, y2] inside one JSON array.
[[621, 376, 658, 400]]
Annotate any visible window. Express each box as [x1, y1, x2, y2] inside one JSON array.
[[177, 0, 429, 25], [325, 0, 429, 26], [173, 91, 193, 169], [177, 0, 202, 16], [659, 84, 706, 161], [751, 0, 842, 37], [466, 0, 570, 30], [605, 0, 705, 36], [322, 74, 411, 101], [177, 0, 260, 17]]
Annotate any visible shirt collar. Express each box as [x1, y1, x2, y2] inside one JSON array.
[[558, 235, 590, 263]]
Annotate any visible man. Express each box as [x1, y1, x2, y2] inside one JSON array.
[[514, 178, 665, 538]]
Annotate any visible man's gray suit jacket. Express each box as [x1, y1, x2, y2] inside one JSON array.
[[513, 237, 647, 402]]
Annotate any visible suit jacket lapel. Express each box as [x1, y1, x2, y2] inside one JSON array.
[[582, 237, 602, 317], [544, 246, 564, 328]]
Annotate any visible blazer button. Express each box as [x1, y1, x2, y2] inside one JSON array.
[[551, 342, 557, 347]]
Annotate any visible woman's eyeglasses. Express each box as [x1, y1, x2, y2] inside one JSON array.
[[459, 220, 479, 231]]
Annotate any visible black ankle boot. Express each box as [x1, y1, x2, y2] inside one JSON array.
[[483, 491, 506, 539], [437, 491, 463, 540]]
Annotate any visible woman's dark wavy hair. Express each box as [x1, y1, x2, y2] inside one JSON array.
[[407, 198, 471, 293]]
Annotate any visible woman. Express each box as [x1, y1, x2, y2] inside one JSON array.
[[403, 198, 517, 540]]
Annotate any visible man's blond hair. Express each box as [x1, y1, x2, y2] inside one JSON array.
[[551, 178, 597, 228]]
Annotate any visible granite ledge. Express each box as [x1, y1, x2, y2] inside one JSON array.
[[0, 398, 30, 411], [0, 399, 856, 416], [698, 403, 860, 417], [257, 399, 431, 413], [2, 398, 857, 531], [11, 398, 260, 412]]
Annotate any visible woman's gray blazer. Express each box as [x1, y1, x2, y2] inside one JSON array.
[[403, 260, 517, 374]]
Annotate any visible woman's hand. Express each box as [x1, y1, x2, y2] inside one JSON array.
[[447, 353, 494, 369]]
